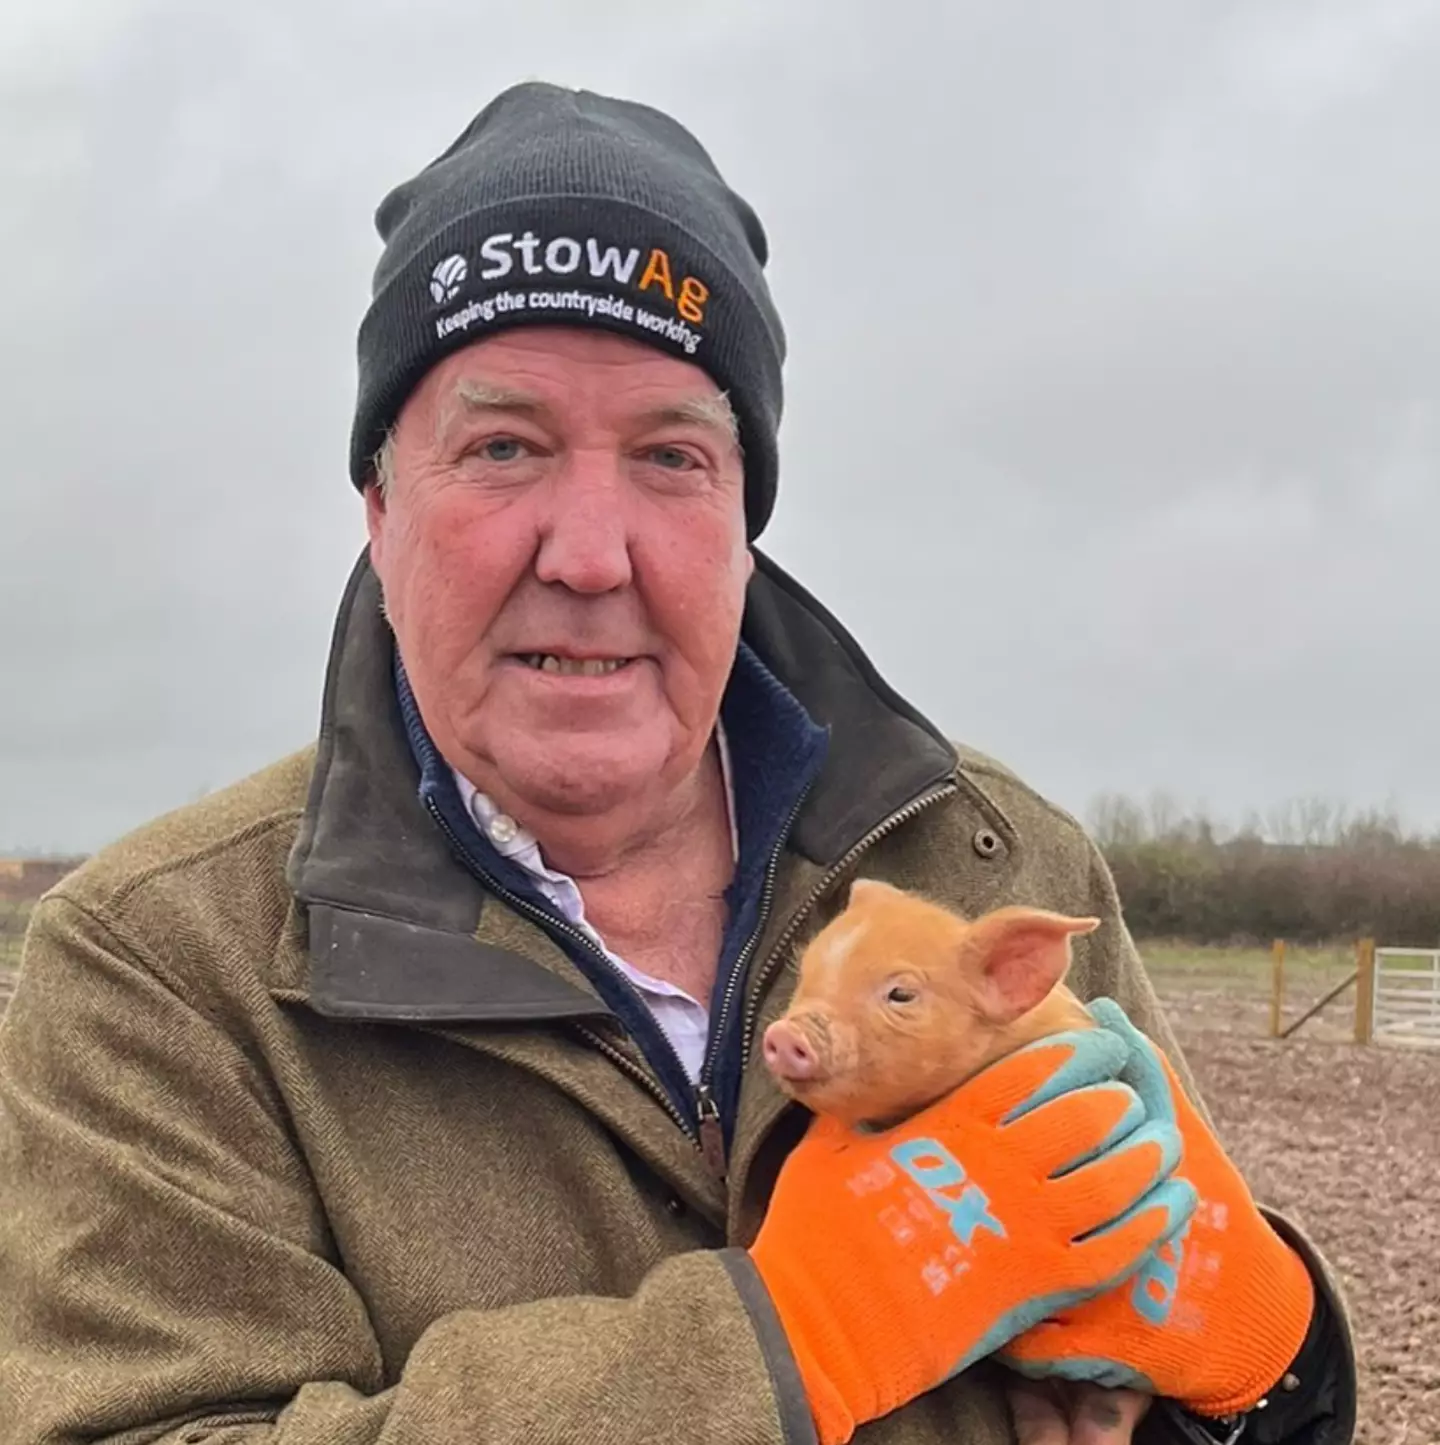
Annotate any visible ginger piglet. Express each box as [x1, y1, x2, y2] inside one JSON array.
[[762, 877, 1101, 1130]]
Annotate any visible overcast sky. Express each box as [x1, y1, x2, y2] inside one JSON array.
[[3, 0, 1439, 854]]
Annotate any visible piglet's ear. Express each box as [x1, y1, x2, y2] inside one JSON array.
[[847, 877, 903, 907], [961, 907, 1101, 1025]]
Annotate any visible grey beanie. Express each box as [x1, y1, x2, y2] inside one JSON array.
[[350, 82, 787, 538]]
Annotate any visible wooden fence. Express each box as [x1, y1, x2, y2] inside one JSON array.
[[1269, 937, 1440, 1047]]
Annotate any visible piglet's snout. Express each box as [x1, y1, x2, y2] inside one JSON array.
[[762, 1019, 828, 1083]]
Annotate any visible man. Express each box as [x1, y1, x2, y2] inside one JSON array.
[[0, 83, 1355, 1445]]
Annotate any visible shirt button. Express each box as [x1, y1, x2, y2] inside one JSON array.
[[488, 814, 519, 846]]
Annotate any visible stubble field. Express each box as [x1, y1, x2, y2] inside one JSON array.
[[0, 909, 1434, 1441]]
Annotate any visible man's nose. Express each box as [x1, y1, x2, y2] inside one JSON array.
[[533, 453, 633, 594]]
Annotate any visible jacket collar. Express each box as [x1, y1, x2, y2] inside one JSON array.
[[742, 547, 957, 864], [286, 548, 958, 1019]]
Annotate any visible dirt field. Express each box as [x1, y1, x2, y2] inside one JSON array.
[[1145, 942, 1439, 1445], [0, 925, 1433, 1440], [0, 898, 26, 1010]]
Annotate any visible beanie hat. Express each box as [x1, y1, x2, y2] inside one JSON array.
[[350, 81, 787, 538]]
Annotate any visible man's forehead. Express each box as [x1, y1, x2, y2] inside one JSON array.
[[435, 327, 717, 390]]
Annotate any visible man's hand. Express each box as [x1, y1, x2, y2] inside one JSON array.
[[1008, 1378, 1153, 1445], [1002, 998, 1315, 1419], [748, 1026, 1196, 1445]]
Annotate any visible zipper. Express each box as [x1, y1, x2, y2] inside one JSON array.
[[696, 1083, 726, 1176], [423, 795, 699, 1140], [737, 780, 959, 1074], [695, 779, 818, 1118], [574, 1022, 692, 1135]]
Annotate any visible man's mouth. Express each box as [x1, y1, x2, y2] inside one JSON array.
[[516, 654, 633, 677]]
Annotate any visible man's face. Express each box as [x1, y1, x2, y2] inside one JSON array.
[[366, 326, 753, 826]]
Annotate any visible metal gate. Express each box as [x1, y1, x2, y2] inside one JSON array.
[[1372, 947, 1440, 1047]]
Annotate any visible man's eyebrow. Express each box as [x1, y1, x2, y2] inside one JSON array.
[[639, 393, 741, 446], [434, 382, 742, 448], [435, 379, 549, 443]]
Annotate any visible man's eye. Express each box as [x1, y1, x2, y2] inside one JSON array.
[[647, 445, 695, 470], [886, 986, 917, 1005], [478, 437, 525, 462]]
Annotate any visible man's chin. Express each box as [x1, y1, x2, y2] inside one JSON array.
[[481, 734, 674, 818]]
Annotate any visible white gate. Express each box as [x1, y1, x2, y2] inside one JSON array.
[[1372, 947, 1440, 1047]]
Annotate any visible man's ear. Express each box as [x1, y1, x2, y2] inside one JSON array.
[[960, 907, 1101, 1025], [364, 480, 388, 559]]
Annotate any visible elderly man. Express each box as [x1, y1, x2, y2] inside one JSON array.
[[0, 83, 1354, 1445]]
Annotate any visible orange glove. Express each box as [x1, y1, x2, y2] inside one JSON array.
[[1001, 999, 1315, 1419], [748, 1027, 1197, 1445]]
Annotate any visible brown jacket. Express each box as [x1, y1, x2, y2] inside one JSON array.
[[0, 553, 1355, 1445]]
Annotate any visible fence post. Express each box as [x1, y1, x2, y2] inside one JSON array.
[[1355, 938, 1376, 1045], [1269, 939, 1286, 1038]]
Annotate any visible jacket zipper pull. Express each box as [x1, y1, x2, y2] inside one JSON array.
[[696, 1085, 727, 1180]]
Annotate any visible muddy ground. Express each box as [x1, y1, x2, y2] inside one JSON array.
[[1152, 961, 1439, 1445]]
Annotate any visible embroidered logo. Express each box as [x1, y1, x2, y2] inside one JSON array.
[[426, 230, 710, 357], [430, 254, 469, 305]]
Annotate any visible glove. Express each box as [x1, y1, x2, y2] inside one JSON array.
[[1001, 999, 1315, 1419], [747, 1026, 1197, 1445]]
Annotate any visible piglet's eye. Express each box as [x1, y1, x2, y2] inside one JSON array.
[[886, 986, 918, 1005]]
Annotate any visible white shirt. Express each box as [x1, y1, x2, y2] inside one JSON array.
[[450, 726, 740, 1084]]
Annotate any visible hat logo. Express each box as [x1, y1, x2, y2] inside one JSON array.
[[430, 254, 468, 304]]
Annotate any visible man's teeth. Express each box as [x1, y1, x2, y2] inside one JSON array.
[[523, 654, 629, 676]]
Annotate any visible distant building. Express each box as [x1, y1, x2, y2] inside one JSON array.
[[0, 857, 88, 902]]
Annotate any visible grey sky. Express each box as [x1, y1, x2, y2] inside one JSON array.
[[3, 0, 1439, 853]]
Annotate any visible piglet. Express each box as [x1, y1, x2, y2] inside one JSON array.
[[762, 876, 1100, 1130], [762, 876, 1150, 1445]]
